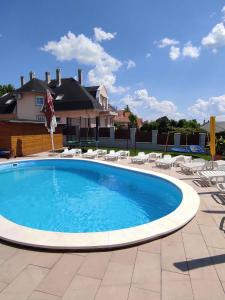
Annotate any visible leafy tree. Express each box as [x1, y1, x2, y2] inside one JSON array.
[[0, 84, 15, 97], [129, 113, 138, 127]]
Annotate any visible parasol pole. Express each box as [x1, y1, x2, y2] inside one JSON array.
[[210, 116, 216, 161]]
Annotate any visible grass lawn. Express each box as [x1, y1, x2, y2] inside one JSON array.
[[57, 146, 215, 160]]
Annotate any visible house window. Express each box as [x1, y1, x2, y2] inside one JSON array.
[[56, 117, 61, 122], [35, 96, 44, 106], [36, 115, 45, 122]]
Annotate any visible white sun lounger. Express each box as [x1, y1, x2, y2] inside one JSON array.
[[131, 152, 149, 164], [180, 159, 206, 174], [95, 149, 107, 157], [148, 153, 162, 162], [155, 155, 187, 168], [60, 148, 78, 157], [104, 150, 120, 161], [216, 182, 225, 193], [82, 149, 98, 159], [197, 167, 225, 184]]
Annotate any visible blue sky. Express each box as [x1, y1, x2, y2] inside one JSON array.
[[1, 0, 225, 121]]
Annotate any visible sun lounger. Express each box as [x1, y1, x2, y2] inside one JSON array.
[[180, 158, 206, 174], [148, 153, 162, 162], [155, 155, 187, 168], [60, 148, 77, 157], [216, 182, 225, 193], [197, 167, 225, 184], [95, 149, 107, 157], [82, 149, 98, 159], [104, 150, 120, 161], [131, 152, 149, 164]]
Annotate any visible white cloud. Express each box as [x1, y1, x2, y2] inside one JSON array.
[[201, 22, 225, 48], [41, 30, 125, 94], [118, 89, 183, 120], [94, 27, 116, 42], [146, 53, 151, 58], [169, 46, 180, 60], [182, 42, 200, 58], [157, 37, 179, 48], [125, 59, 136, 69], [188, 94, 225, 121]]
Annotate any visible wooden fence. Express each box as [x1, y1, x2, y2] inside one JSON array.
[[0, 121, 63, 156]]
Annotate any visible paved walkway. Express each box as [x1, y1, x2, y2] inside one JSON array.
[[0, 155, 224, 300]]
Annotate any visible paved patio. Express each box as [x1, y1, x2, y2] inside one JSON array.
[[0, 154, 224, 300]]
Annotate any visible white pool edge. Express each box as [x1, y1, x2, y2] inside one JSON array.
[[0, 158, 200, 250]]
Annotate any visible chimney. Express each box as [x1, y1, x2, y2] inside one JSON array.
[[45, 71, 51, 84], [78, 68, 83, 85], [29, 71, 35, 81], [56, 68, 61, 86], [20, 76, 25, 87]]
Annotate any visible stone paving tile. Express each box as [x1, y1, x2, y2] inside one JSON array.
[[77, 252, 111, 279], [110, 247, 137, 265], [195, 209, 217, 226], [132, 251, 161, 293], [62, 274, 100, 300], [37, 254, 84, 297], [181, 219, 202, 235], [102, 262, 133, 286], [95, 285, 130, 300], [32, 252, 63, 269], [29, 291, 61, 300], [138, 239, 161, 253], [0, 249, 38, 284], [161, 231, 188, 274], [0, 265, 48, 300], [188, 258, 225, 300], [0, 245, 18, 262], [0, 282, 7, 292], [128, 287, 160, 300], [182, 232, 209, 259], [221, 281, 225, 292], [162, 270, 193, 300], [200, 224, 225, 249], [208, 247, 225, 282]]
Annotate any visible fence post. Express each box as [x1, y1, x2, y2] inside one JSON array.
[[174, 133, 181, 146], [110, 127, 115, 146], [199, 132, 206, 147], [152, 129, 158, 146], [130, 127, 136, 148]]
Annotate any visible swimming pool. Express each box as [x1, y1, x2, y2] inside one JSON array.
[[0, 158, 200, 249]]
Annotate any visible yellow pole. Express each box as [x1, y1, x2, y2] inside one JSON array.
[[210, 116, 216, 160]]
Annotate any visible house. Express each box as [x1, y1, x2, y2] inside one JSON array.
[[114, 110, 143, 128], [0, 69, 117, 130]]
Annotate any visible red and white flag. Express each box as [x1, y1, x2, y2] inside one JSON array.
[[42, 89, 57, 133]]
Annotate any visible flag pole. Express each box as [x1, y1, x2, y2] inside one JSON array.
[[50, 131, 55, 152]]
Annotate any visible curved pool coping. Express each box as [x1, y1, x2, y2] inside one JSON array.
[[0, 158, 200, 250]]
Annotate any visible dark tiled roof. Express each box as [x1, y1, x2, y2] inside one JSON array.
[[16, 78, 53, 94], [49, 78, 102, 111], [84, 86, 99, 99], [0, 93, 16, 114]]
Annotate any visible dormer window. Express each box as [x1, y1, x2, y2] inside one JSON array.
[[35, 96, 44, 106]]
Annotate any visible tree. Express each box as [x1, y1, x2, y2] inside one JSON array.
[[129, 113, 138, 128], [0, 84, 15, 97]]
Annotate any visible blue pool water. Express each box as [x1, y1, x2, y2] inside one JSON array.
[[0, 159, 182, 233]]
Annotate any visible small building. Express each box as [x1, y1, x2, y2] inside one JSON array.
[[114, 110, 143, 128]]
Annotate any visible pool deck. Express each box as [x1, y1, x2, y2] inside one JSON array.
[[0, 153, 224, 300]]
